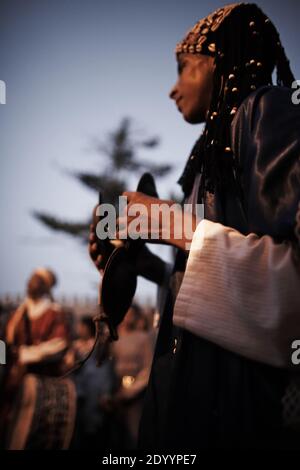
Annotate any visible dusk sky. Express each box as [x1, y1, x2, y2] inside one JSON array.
[[1, 0, 299, 304]]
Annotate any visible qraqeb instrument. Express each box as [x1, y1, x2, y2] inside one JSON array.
[[99, 172, 158, 335], [66, 172, 159, 373], [95, 172, 159, 360]]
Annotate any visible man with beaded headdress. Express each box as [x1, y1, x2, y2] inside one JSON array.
[[89, 3, 300, 449]]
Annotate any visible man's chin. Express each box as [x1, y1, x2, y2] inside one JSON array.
[[183, 110, 205, 124]]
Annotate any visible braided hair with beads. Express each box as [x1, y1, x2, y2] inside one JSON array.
[[176, 3, 295, 203]]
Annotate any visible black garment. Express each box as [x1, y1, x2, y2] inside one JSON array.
[[138, 86, 300, 450]]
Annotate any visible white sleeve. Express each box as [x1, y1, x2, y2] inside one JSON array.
[[173, 219, 300, 368]]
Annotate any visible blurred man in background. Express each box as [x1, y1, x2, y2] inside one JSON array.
[[1, 268, 76, 449]]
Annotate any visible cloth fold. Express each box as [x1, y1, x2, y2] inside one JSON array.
[[173, 219, 300, 368]]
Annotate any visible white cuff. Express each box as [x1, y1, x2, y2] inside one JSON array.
[[173, 219, 300, 368]]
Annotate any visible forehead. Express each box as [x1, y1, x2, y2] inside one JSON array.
[[176, 53, 215, 74], [177, 52, 210, 63], [29, 273, 42, 284], [177, 52, 195, 61]]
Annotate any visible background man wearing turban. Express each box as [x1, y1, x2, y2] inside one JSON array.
[[2, 268, 75, 449]]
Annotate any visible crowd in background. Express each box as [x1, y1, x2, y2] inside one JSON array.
[[0, 268, 157, 450]]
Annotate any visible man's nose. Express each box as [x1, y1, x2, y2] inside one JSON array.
[[169, 84, 178, 100]]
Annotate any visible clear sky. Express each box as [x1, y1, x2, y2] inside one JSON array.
[[0, 0, 299, 303]]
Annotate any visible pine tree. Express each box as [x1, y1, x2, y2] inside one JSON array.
[[33, 118, 171, 242]]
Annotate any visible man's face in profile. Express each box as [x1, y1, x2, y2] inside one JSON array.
[[169, 53, 215, 124]]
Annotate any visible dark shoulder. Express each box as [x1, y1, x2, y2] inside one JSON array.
[[232, 85, 297, 133], [231, 84, 300, 166], [230, 85, 300, 240]]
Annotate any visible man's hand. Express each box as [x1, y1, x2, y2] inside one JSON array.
[[88, 204, 115, 272], [116, 191, 197, 252], [88, 222, 113, 273], [88, 203, 167, 285]]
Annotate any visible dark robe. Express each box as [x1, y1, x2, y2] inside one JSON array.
[[138, 86, 300, 450]]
